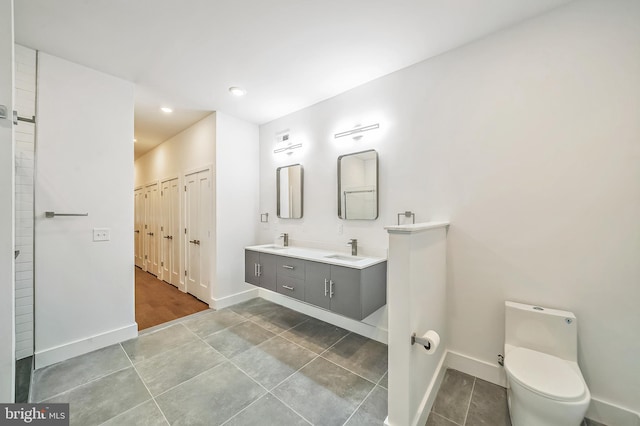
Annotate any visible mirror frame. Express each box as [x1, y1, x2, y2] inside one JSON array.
[[337, 149, 379, 220], [276, 163, 304, 219]]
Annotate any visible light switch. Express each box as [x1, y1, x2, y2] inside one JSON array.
[[93, 228, 110, 242]]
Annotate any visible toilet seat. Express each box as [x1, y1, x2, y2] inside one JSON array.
[[505, 347, 586, 402]]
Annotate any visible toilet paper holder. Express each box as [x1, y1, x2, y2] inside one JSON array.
[[411, 332, 431, 350]]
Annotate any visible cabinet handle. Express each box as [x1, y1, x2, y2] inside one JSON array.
[[257, 263, 262, 276], [330, 280, 334, 298], [254, 263, 258, 277], [282, 285, 294, 291], [324, 279, 328, 296], [282, 265, 294, 270]]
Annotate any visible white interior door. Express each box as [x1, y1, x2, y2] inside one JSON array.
[[134, 188, 144, 268], [185, 170, 211, 303], [144, 182, 159, 276], [160, 178, 179, 286]]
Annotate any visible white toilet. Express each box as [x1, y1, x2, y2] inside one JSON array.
[[504, 301, 590, 426]]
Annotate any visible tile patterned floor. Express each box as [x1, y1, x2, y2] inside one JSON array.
[[31, 298, 388, 426], [426, 369, 607, 426], [31, 298, 606, 426]]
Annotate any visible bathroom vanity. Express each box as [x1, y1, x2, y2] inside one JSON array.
[[245, 244, 387, 320]]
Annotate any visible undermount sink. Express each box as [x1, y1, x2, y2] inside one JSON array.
[[324, 254, 365, 262], [261, 244, 288, 250]]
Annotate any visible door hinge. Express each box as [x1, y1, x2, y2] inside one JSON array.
[[161, 191, 163, 196], [161, 261, 164, 267], [184, 270, 187, 276], [184, 228, 187, 234], [145, 224, 147, 229], [145, 255, 148, 259], [145, 194, 147, 198], [184, 185, 187, 192], [161, 226, 163, 231]]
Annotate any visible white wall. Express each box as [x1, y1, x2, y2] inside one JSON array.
[[134, 113, 216, 294], [0, 0, 15, 403], [258, 0, 640, 416], [35, 53, 136, 368], [14, 44, 36, 360], [214, 112, 259, 303]]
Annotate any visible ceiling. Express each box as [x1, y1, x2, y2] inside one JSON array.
[[14, 0, 572, 158]]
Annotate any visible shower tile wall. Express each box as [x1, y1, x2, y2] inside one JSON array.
[[14, 44, 37, 360]]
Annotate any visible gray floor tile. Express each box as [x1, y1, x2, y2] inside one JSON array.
[[232, 336, 317, 390], [426, 412, 459, 426], [466, 378, 511, 426], [101, 400, 168, 426], [250, 305, 310, 334], [322, 333, 388, 382], [32, 344, 130, 402], [224, 393, 310, 426], [431, 369, 475, 425], [182, 309, 246, 338], [280, 318, 349, 354], [122, 324, 199, 363], [378, 372, 388, 389], [15, 356, 32, 403], [227, 298, 282, 318], [155, 362, 266, 426], [345, 385, 388, 426], [135, 340, 226, 396], [44, 367, 151, 426], [204, 321, 275, 358], [272, 357, 375, 426]]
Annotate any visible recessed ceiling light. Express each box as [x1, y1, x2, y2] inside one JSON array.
[[229, 87, 246, 97], [161, 107, 173, 113]]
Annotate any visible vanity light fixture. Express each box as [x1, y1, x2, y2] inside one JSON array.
[[229, 86, 246, 97], [160, 107, 173, 113], [334, 123, 379, 139], [273, 143, 302, 154]]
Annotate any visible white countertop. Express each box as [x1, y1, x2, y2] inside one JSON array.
[[384, 221, 449, 234], [245, 244, 387, 269]]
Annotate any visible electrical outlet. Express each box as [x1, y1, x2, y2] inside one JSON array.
[[93, 228, 110, 242]]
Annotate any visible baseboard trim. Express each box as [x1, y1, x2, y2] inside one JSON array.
[[34, 323, 138, 369], [445, 350, 640, 426], [258, 289, 388, 344], [586, 398, 640, 426], [413, 351, 448, 426], [210, 288, 259, 310], [445, 350, 507, 387]]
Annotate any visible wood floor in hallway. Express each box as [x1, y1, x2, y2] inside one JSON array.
[[135, 267, 209, 330]]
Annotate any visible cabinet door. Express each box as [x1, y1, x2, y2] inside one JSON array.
[[245, 250, 260, 286], [259, 253, 277, 292], [305, 261, 331, 310], [330, 265, 362, 319]]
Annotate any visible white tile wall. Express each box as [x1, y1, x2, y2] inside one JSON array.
[[14, 44, 36, 360]]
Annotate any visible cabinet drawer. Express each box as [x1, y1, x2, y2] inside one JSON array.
[[276, 276, 305, 301], [275, 256, 306, 280]]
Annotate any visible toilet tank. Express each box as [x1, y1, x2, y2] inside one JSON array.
[[505, 301, 577, 362]]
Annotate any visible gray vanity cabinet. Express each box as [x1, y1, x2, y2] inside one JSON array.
[[305, 261, 386, 320], [305, 261, 331, 310], [245, 250, 277, 291]]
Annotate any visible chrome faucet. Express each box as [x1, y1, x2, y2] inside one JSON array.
[[280, 233, 289, 247], [347, 239, 358, 256]]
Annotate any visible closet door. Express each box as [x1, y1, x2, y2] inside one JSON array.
[[160, 178, 179, 286], [185, 170, 211, 303], [144, 182, 159, 276], [134, 188, 144, 268]]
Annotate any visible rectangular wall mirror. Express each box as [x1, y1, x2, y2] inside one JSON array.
[[277, 164, 303, 219], [338, 149, 378, 220]]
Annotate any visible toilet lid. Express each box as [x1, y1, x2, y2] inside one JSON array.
[[505, 347, 585, 401]]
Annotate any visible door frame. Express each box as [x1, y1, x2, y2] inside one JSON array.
[[159, 175, 181, 289], [183, 165, 213, 304], [142, 180, 159, 274]]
